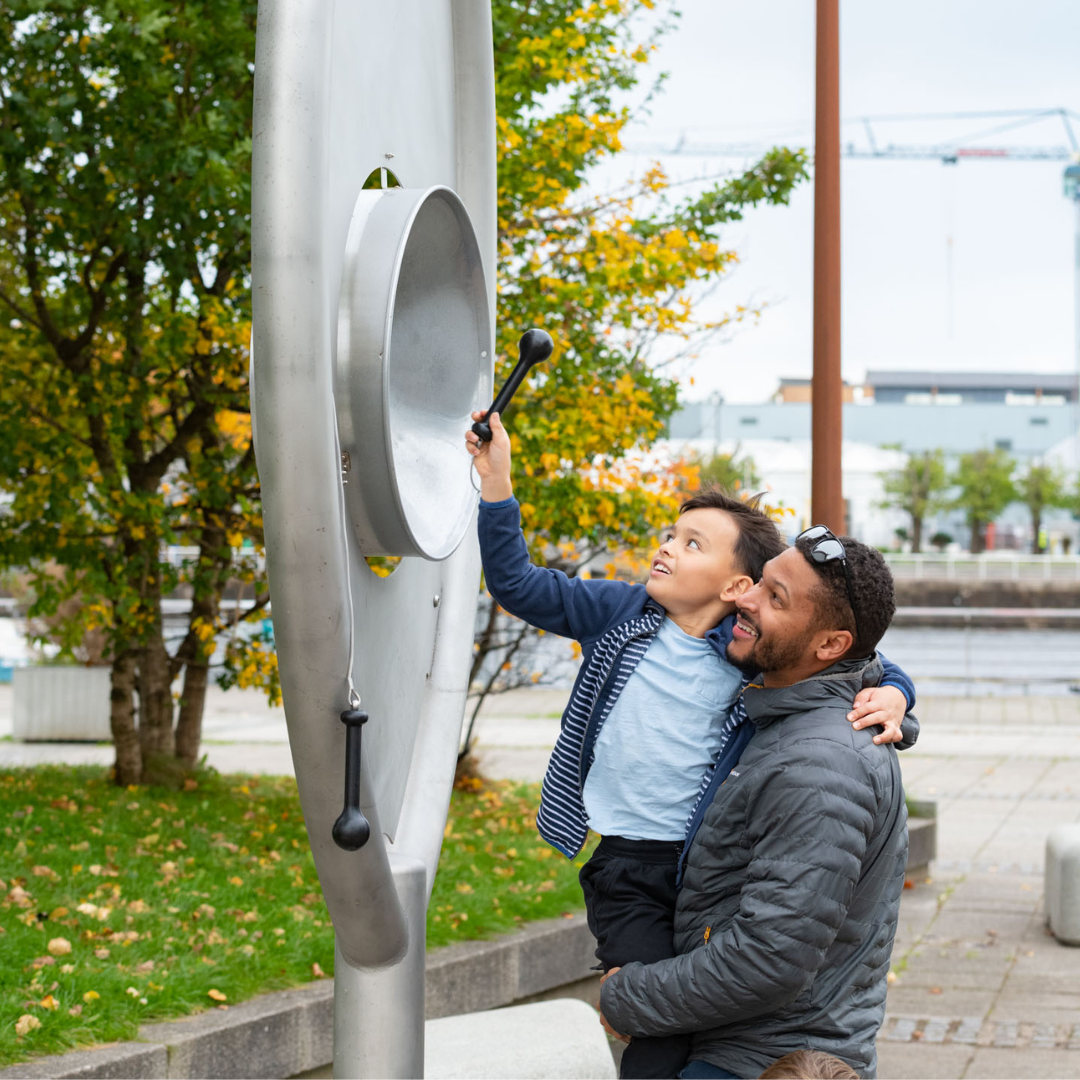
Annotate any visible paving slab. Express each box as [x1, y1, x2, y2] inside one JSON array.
[[4, 687, 1080, 1079], [876, 1042, 974, 1080], [964, 1047, 1080, 1078]]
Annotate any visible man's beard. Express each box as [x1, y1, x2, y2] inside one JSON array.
[[726, 624, 815, 678]]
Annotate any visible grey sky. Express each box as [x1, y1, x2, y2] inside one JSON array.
[[606, 0, 1080, 404]]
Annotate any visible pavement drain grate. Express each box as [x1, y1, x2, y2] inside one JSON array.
[[920, 1017, 950, 1044], [952, 1018, 982, 1045], [1032, 1022, 1060, 1049], [885, 1018, 918, 1042], [882, 1017, 1077, 1049], [991, 1021, 1018, 1048], [916, 790, 1080, 802], [934, 859, 1043, 875]]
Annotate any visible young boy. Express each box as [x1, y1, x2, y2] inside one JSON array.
[[465, 413, 916, 1079]]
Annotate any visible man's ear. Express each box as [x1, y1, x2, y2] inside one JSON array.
[[814, 629, 853, 663], [720, 574, 754, 601]]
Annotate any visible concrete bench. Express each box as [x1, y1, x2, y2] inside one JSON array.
[[427, 999, 617, 1079], [1045, 824, 1080, 946]]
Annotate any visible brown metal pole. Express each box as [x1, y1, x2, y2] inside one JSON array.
[[811, 0, 845, 533]]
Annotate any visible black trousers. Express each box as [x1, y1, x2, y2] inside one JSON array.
[[580, 835, 691, 1080]]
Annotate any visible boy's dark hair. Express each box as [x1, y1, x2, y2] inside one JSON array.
[[794, 533, 896, 659], [679, 486, 785, 581], [758, 1049, 859, 1079]]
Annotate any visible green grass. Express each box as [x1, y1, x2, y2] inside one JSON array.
[[1, 766, 593, 1067]]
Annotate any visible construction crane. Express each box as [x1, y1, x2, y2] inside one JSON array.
[[624, 107, 1079, 163], [627, 107, 1080, 461]]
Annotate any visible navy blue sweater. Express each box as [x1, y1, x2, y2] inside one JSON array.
[[479, 497, 917, 858]]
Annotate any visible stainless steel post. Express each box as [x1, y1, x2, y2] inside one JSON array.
[[334, 854, 428, 1079]]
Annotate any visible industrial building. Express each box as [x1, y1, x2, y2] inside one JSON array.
[[663, 371, 1079, 550]]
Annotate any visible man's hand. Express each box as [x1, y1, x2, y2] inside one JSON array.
[[597, 967, 631, 1043], [848, 684, 908, 744], [464, 410, 513, 503]]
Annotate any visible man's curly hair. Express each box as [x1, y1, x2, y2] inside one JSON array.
[[794, 534, 896, 659]]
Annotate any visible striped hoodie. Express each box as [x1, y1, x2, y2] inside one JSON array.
[[478, 497, 916, 859]]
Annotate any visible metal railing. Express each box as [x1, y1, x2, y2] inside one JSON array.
[[883, 552, 1080, 581]]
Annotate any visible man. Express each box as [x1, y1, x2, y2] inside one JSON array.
[[598, 528, 910, 1079]]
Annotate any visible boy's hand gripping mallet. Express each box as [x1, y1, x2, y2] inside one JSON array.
[[471, 329, 554, 442]]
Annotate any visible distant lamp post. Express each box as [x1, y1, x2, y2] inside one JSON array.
[[1065, 163, 1080, 469], [811, 0, 844, 532]]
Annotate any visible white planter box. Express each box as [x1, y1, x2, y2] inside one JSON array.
[[13, 666, 112, 742]]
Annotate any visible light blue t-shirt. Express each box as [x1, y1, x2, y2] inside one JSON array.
[[581, 616, 745, 841]]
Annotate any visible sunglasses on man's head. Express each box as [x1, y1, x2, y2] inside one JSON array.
[[796, 525, 862, 646]]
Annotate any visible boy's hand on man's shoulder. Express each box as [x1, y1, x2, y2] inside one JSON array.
[[465, 410, 513, 502], [847, 684, 908, 745]]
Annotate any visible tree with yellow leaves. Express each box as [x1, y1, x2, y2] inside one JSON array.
[[0, 1, 807, 785], [0, 2, 265, 785], [463, 0, 808, 749]]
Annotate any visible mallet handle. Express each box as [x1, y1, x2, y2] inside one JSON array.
[[472, 329, 554, 442]]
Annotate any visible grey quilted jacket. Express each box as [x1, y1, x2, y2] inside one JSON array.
[[599, 655, 908, 1079]]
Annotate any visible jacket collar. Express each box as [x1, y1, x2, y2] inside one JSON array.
[[742, 654, 884, 729]]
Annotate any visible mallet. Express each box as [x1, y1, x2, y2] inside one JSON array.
[[471, 329, 554, 442], [331, 709, 371, 850]]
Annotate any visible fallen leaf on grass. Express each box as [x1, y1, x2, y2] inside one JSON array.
[[94, 948, 110, 959], [83, 991, 100, 1003], [39, 995, 58, 1010], [68, 1005, 82, 1017], [15, 1015, 41, 1036], [208, 989, 227, 1002], [312, 962, 326, 978], [228, 876, 243, 886], [47, 937, 72, 956]]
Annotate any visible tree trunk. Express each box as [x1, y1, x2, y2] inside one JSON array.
[[175, 595, 218, 767], [911, 515, 923, 554], [969, 520, 983, 554], [110, 650, 142, 785], [138, 635, 176, 760], [1033, 510, 1043, 554], [175, 659, 209, 766]]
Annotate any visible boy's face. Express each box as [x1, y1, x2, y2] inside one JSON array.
[[645, 507, 747, 616]]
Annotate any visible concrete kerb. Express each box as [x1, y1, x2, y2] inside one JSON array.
[[0, 914, 600, 1080]]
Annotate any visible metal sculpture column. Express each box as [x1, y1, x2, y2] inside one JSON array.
[[250, 3, 496, 1076]]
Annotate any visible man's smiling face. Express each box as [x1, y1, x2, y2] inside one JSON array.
[[726, 546, 824, 682]]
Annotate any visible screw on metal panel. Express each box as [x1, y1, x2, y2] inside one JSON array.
[[384, 152, 395, 159], [341, 450, 351, 478], [432, 594, 441, 607]]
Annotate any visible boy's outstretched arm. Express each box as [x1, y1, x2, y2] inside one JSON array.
[[464, 411, 639, 642]]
